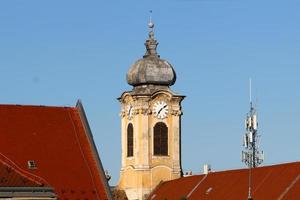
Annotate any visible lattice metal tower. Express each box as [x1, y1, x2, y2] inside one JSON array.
[[242, 79, 264, 200]]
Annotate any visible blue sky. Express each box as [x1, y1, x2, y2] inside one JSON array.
[[1, 0, 300, 185]]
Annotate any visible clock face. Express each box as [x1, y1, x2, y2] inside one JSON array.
[[153, 101, 169, 119], [127, 105, 133, 119]]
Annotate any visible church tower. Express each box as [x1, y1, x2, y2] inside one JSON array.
[[118, 20, 185, 200]]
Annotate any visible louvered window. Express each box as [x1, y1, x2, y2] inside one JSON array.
[[127, 123, 134, 157], [154, 122, 168, 156]]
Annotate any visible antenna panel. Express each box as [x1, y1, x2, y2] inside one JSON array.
[[248, 132, 253, 143], [248, 116, 252, 128], [243, 135, 248, 148], [252, 115, 257, 130]]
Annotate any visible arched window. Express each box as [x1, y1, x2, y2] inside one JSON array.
[[154, 122, 168, 156], [127, 123, 134, 157]]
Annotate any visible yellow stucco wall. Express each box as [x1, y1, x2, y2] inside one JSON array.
[[118, 90, 184, 200]]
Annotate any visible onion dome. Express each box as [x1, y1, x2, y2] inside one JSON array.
[[126, 21, 176, 87]]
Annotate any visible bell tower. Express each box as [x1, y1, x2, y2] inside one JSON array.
[[118, 20, 185, 200]]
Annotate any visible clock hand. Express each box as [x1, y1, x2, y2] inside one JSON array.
[[158, 105, 167, 114], [128, 106, 132, 116]]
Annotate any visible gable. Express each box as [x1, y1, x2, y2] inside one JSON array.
[[0, 103, 111, 200]]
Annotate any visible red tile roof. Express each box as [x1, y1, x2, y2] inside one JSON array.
[[0, 153, 44, 187], [0, 102, 112, 200], [148, 162, 300, 200]]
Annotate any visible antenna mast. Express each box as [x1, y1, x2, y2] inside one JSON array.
[[242, 79, 264, 200]]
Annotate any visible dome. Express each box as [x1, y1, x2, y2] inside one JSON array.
[[127, 56, 176, 87], [126, 27, 176, 87]]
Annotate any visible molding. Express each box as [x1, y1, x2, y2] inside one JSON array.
[[151, 155, 170, 159], [0, 187, 56, 198], [150, 165, 172, 171], [171, 109, 183, 116], [151, 90, 185, 99], [119, 110, 126, 118], [134, 165, 151, 170], [126, 156, 135, 161], [141, 108, 152, 115], [123, 165, 135, 171]]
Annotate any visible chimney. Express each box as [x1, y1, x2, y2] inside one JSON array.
[[203, 164, 211, 174], [183, 171, 193, 177]]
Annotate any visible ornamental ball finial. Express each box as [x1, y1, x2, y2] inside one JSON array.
[[148, 21, 154, 29], [148, 10, 154, 29]]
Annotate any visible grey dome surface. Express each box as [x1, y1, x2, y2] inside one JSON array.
[[126, 29, 176, 87], [127, 56, 176, 86]]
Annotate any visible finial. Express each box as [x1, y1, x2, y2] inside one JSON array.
[[148, 10, 154, 39], [144, 10, 159, 57], [148, 10, 154, 30]]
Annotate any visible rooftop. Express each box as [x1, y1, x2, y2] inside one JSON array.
[[148, 162, 300, 200], [0, 102, 111, 200]]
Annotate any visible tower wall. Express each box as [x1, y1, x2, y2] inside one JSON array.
[[118, 91, 184, 200]]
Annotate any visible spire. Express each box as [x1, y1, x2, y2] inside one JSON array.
[[144, 10, 159, 58]]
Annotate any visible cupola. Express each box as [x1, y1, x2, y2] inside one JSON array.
[[126, 20, 176, 87]]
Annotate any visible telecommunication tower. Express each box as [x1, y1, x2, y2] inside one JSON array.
[[242, 79, 264, 200]]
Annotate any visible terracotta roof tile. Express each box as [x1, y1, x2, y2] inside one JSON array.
[[0, 153, 44, 187], [148, 162, 300, 200], [0, 104, 111, 200]]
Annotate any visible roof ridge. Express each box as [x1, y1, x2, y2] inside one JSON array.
[[212, 162, 300, 174], [0, 152, 48, 186], [175, 162, 300, 181], [186, 174, 208, 198], [277, 174, 300, 200]]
